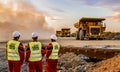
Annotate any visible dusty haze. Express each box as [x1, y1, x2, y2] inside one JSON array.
[[0, 2, 55, 41]]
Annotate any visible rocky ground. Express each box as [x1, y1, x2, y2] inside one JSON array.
[[0, 48, 8, 72], [1, 47, 120, 72], [0, 48, 28, 72], [0, 48, 94, 72], [58, 52, 94, 72]]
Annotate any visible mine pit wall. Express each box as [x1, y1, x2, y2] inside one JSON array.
[[1, 43, 120, 60], [59, 47, 120, 60]]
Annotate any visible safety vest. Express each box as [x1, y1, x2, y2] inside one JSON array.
[[49, 42, 60, 59], [7, 40, 20, 61], [29, 42, 42, 62]]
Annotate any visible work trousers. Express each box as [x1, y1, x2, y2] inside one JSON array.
[[46, 59, 58, 72], [28, 60, 42, 72], [8, 60, 22, 72]]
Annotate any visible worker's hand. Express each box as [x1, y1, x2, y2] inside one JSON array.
[[20, 61, 24, 65], [24, 62, 28, 65], [24, 60, 29, 65]]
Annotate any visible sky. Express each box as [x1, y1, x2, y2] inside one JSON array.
[[1, 0, 120, 33], [28, 0, 120, 32]]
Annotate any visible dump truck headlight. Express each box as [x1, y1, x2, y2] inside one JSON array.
[[90, 33, 92, 35]]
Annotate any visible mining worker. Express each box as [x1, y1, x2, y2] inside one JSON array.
[[6, 31, 24, 72], [46, 34, 60, 72], [25, 32, 45, 72]]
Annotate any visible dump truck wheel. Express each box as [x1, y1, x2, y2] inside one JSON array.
[[76, 31, 80, 40], [79, 30, 84, 40], [98, 38, 103, 40], [89, 38, 96, 40]]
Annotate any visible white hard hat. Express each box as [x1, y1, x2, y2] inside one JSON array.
[[50, 34, 57, 40], [13, 31, 20, 37], [32, 32, 38, 37]]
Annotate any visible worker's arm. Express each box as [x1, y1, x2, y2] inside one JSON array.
[[46, 43, 53, 59], [41, 44, 46, 57], [6, 43, 8, 58], [25, 44, 30, 62], [18, 43, 24, 64]]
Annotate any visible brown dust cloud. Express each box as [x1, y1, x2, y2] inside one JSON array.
[[0, 2, 55, 41]]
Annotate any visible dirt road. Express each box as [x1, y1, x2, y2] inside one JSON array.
[[0, 38, 120, 48]]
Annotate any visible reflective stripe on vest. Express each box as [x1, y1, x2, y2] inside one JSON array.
[[7, 40, 20, 61], [29, 42, 42, 61], [48, 42, 60, 59]]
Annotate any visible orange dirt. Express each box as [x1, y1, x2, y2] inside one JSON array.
[[89, 54, 120, 72]]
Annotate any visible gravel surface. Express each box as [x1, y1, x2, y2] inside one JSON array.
[[58, 52, 94, 72], [1, 39, 120, 72], [0, 48, 93, 72], [0, 48, 8, 72], [1, 47, 120, 72], [0, 48, 27, 72]]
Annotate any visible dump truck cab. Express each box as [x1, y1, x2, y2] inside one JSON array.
[[89, 26, 102, 39], [74, 17, 106, 40]]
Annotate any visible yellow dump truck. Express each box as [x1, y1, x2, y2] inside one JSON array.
[[56, 31, 62, 37], [61, 28, 71, 37], [56, 28, 71, 37], [74, 17, 106, 40]]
